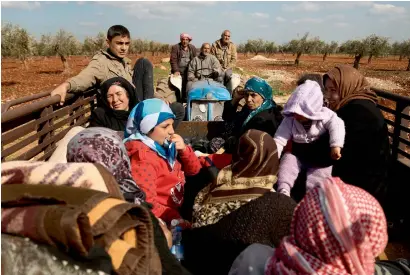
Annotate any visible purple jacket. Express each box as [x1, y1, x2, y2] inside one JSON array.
[[274, 80, 345, 156]]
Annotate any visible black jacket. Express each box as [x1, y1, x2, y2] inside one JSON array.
[[332, 99, 391, 201], [222, 100, 283, 138], [89, 77, 138, 132]]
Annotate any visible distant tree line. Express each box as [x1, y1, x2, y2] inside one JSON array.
[[1, 23, 171, 72], [2, 23, 410, 71], [237, 33, 410, 70]]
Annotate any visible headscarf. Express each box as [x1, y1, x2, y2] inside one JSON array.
[[242, 77, 277, 128], [324, 65, 378, 111], [282, 80, 333, 121], [180, 33, 192, 41], [266, 177, 388, 275], [67, 127, 146, 203], [91, 77, 138, 131], [124, 98, 177, 169], [192, 129, 279, 227]]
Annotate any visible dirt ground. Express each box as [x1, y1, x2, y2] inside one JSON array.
[[2, 53, 409, 102], [2, 52, 410, 260]]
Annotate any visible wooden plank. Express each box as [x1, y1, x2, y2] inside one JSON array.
[[1, 96, 95, 144], [12, 116, 89, 161]]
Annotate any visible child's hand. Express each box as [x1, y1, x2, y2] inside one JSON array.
[[331, 147, 342, 160], [170, 134, 186, 151]]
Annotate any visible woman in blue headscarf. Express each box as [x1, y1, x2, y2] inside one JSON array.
[[124, 98, 202, 225], [221, 76, 283, 152]]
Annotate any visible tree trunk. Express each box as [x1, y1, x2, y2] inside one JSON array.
[[21, 58, 28, 69], [407, 58, 410, 71], [368, 54, 373, 64], [323, 52, 328, 61], [295, 52, 302, 65], [399, 55, 403, 61], [59, 53, 70, 74], [353, 54, 362, 69]]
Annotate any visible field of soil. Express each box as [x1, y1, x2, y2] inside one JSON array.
[[2, 52, 409, 102]]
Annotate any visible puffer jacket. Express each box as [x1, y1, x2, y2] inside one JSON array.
[[187, 54, 222, 81], [126, 140, 201, 224]]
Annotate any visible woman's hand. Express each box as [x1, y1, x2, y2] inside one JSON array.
[[331, 147, 342, 160], [170, 134, 186, 151]]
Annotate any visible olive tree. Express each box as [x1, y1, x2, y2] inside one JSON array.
[[82, 32, 106, 56], [52, 29, 81, 73], [1, 23, 34, 69], [321, 41, 338, 61], [365, 34, 389, 64], [339, 39, 368, 69]]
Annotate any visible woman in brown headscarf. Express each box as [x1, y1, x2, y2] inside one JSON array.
[[323, 65, 390, 203], [181, 129, 297, 275]]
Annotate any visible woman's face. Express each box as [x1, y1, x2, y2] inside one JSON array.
[[107, 85, 129, 111], [245, 91, 264, 110], [324, 78, 340, 110], [148, 118, 175, 145]]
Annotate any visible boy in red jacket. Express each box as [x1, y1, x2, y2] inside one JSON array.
[[124, 99, 201, 225]]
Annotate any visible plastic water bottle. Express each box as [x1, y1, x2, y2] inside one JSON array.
[[170, 220, 184, 261]]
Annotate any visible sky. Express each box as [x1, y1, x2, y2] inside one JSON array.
[[1, 1, 410, 47]]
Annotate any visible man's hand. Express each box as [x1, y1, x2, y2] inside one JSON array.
[[232, 89, 245, 105], [50, 82, 70, 106], [170, 134, 186, 151], [173, 72, 181, 77], [331, 147, 342, 160]]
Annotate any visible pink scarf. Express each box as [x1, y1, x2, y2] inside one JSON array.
[[266, 177, 388, 275]]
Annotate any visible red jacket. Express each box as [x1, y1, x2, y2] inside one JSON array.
[[126, 140, 201, 223]]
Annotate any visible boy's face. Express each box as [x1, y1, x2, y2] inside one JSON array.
[[107, 35, 130, 59]]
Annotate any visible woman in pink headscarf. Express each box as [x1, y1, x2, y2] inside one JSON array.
[[229, 177, 389, 275]]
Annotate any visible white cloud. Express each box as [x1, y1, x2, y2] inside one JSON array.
[[293, 18, 323, 24], [282, 2, 321, 12], [335, 22, 349, 28], [100, 2, 193, 20], [369, 3, 406, 15], [275, 16, 286, 22], [259, 24, 269, 28], [79, 22, 98, 27], [221, 10, 243, 19], [1, 1, 40, 10], [251, 12, 269, 19], [77, 1, 86, 5]]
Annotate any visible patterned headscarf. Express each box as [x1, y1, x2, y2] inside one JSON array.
[[192, 130, 279, 228], [67, 127, 146, 203], [124, 98, 177, 169], [266, 177, 388, 275], [242, 77, 277, 128], [180, 33, 192, 41], [324, 65, 378, 111]]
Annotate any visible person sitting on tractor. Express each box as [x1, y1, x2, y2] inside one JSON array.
[[186, 43, 222, 92], [170, 33, 198, 97], [211, 30, 237, 86]]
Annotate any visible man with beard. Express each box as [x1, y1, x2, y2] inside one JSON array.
[[170, 33, 197, 96], [186, 43, 222, 91], [211, 30, 237, 86]]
